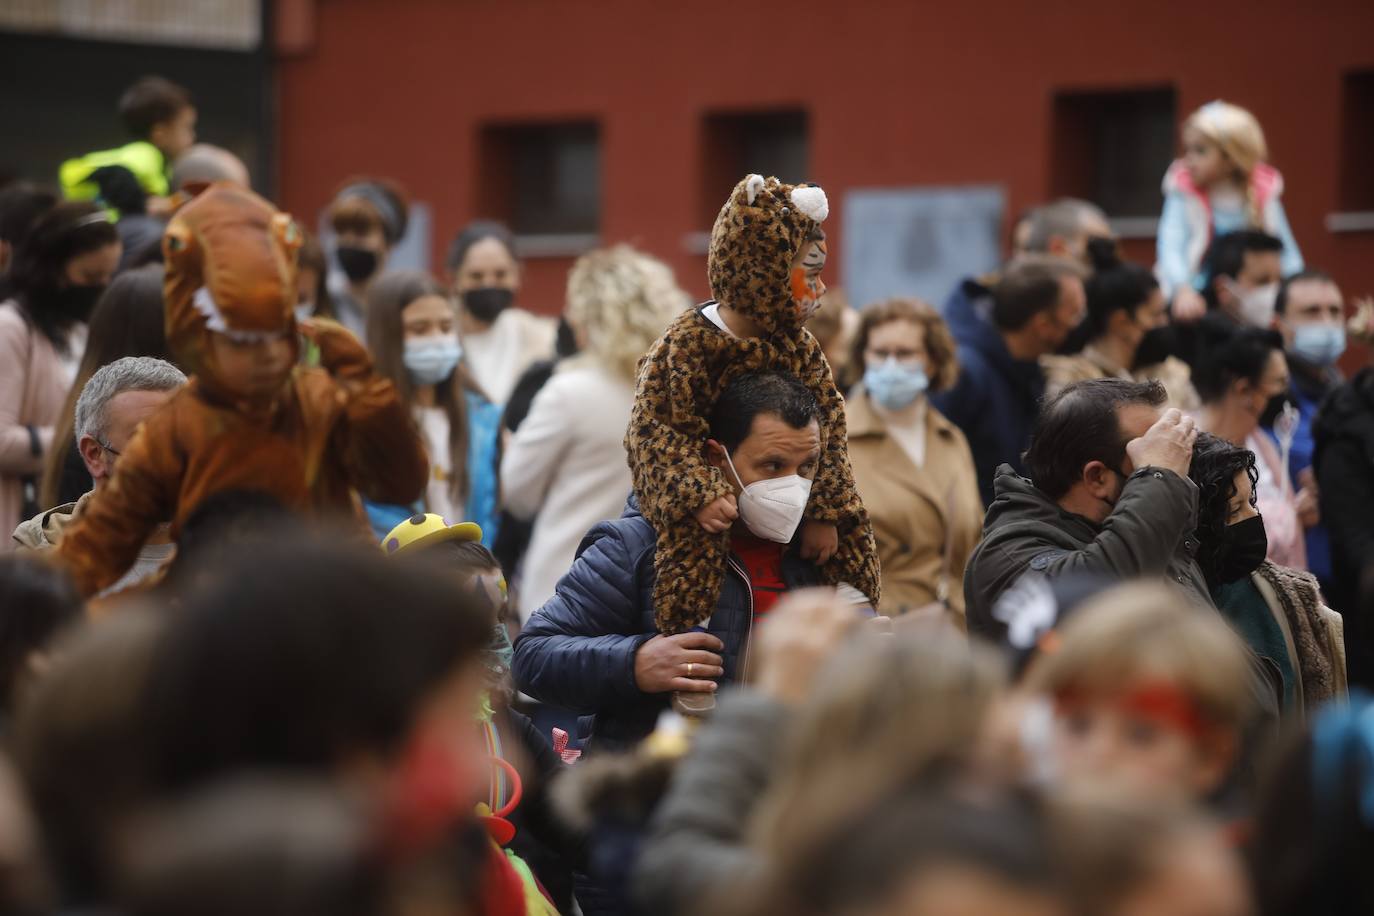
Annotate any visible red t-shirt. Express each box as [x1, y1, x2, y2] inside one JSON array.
[[731, 532, 788, 622]]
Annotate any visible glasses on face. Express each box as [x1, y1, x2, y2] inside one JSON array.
[[97, 438, 122, 458], [866, 347, 925, 364]]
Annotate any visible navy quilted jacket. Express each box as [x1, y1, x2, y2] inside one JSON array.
[[512, 497, 822, 752]]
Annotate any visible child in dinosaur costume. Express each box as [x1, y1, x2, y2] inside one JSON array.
[[56, 183, 428, 597], [626, 174, 880, 640]]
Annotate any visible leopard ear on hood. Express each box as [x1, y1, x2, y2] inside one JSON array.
[[163, 182, 302, 379], [707, 174, 828, 337]]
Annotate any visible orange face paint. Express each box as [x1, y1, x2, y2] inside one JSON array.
[[792, 237, 828, 320]]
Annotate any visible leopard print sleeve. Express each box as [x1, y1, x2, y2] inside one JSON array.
[[625, 312, 735, 529]]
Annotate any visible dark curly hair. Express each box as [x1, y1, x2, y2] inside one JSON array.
[[1187, 431, 1260, 588]]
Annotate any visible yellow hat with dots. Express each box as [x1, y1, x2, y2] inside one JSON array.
[[381, 513, 483, 556]]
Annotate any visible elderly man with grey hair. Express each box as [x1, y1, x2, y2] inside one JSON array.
[[170, 144, 251, 193], [14, 356, 185, 592]]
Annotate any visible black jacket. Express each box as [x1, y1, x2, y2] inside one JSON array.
[[512, 497, 822, 752], [965, 464, 1209, 640], [1313, 367, 1374, 682]]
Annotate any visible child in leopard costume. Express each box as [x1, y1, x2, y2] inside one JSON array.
[[625, 174, 880, 641]]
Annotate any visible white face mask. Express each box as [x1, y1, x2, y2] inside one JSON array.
[[1230, 280, 1279, 328], [403, 333, 462, 386], [722, 449, 812, 543]]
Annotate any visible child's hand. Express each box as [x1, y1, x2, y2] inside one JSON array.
[[298, 317, 373, 381], [1172, 287, 1206, 324], [694, 494, 738, 534], [800, 520, 839, 564]]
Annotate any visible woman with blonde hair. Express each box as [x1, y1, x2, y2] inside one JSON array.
[[845, 297, 983, 620], [500, 244, 687, 623], [1157, 100, 1303, 322]]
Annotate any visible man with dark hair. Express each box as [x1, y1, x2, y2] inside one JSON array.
[[1176, 230, 1286, 370], [1271, 269, 1345, 593], [964, 378, 1207, 639], [514, 370, 837, 750], [934, 255, 1087, 505]]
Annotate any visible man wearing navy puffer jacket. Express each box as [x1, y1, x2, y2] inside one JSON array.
[[514, 370, 850, 753]]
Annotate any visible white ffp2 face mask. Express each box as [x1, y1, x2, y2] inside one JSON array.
[[1231, 280, 1279, 328], [723, 449, 812, 543]]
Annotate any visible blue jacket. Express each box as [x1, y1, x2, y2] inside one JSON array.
[[512, 497, 823, 752], [931, 277, 1045, 507], [1265, 355, 1340, 588], [364, 391, 503, 545]]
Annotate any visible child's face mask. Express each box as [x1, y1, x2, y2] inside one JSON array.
[[790, 236, 828, 322]]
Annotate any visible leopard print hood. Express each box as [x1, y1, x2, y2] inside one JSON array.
[[163, 183, 302, 383], [707, 174, 828, 337]]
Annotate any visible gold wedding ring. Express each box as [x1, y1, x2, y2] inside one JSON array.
[[688, 662, 696, 677]]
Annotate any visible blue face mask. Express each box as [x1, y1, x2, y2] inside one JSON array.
[[487, 623, 514, 678], [864, 358, 929, 411], [1291, 324, 1346, 368], [403, 334, 462, 385]]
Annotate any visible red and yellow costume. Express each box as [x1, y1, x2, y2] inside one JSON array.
[[56, 183, 427, 596]]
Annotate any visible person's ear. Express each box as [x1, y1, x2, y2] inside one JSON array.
[[703, 438, 727, 468], [1232, 375, 1258, 407], [1081, 460, 1117, 501], [1107, 308, 1137, 338], [77, 434, 106, 480], [1214, 276, 1238, 312]]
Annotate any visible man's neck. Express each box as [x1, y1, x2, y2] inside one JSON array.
[[1089, 333, 1134, 374], [1286, 351, 1337, 392], [1056, 488, 1109, 525], [1000, 327, 1043, 362], [1200, 403, 1253, 446]]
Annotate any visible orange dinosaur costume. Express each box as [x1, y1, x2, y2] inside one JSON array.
[[56, 183, 427, 597]]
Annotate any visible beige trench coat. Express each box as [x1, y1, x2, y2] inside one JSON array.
[[846, 387, 984, 622]]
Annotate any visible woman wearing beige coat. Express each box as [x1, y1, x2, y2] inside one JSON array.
[[846, 299, 983, 622]]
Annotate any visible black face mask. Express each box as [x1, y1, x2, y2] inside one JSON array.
[[336, 246, 379, 284], [49, 283, 105, 324], [462, 286, 514, 324], [1259, 391, 1294, 428], [1133, 326, 1178, 370], [1217, 514, 1268, 583]]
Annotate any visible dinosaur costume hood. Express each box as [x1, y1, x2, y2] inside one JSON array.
[[163, 182, 302, 387], [707, 174, 829, 337]]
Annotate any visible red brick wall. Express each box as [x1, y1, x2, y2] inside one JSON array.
[[275, 0, 1374, 368]]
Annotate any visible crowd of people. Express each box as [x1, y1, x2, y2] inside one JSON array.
[[0, 74, 1372, 916]]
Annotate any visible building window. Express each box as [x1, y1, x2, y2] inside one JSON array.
[[479, 122, 600, 240], [700, 109, 809, 228], [1339, 70, 1374, 213], [1051, 88, 1176, 223]]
